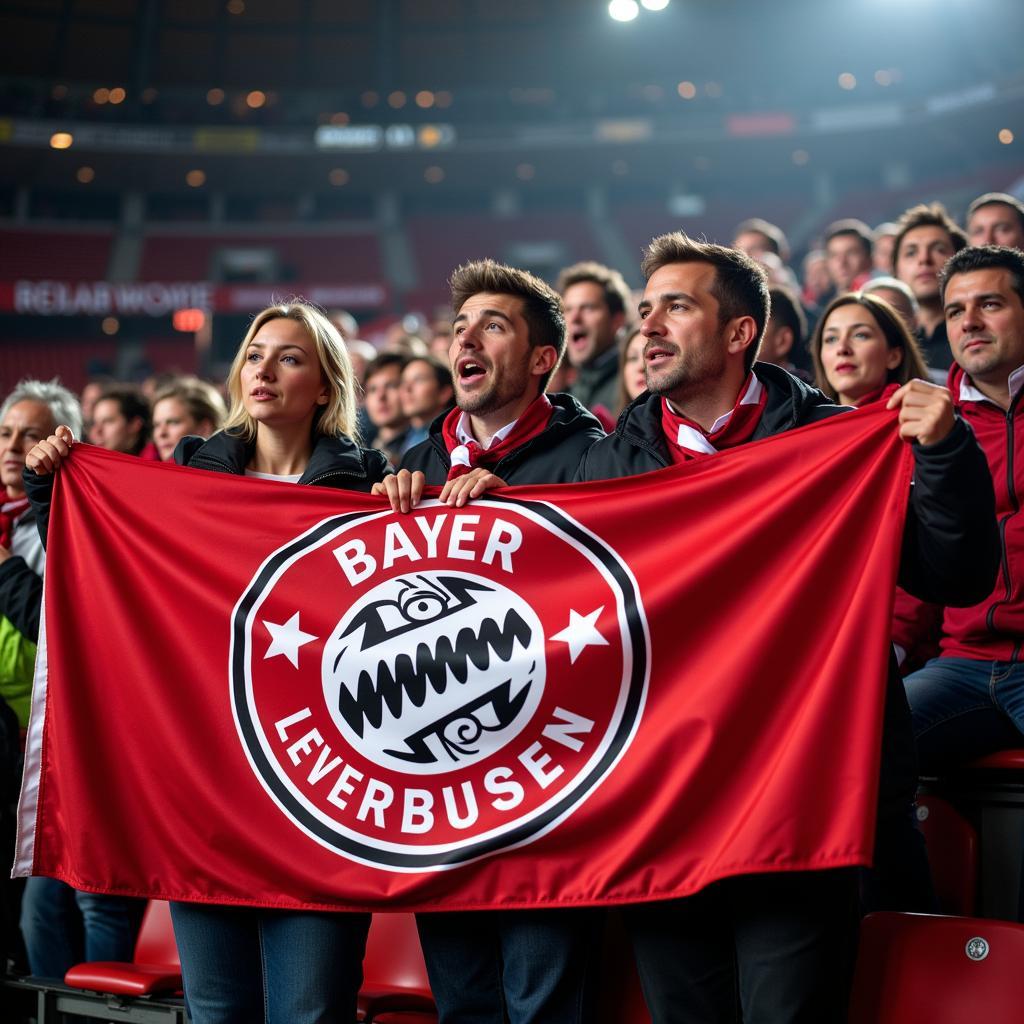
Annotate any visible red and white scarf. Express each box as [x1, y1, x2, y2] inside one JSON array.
[[0, 492, 30, 550], [661, 374, 767, 464], [441, 395, 553, 481]]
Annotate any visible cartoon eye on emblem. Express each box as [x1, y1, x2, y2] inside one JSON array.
[[403, 588, 447, 622], [965, 936, 989, 961], [324, 571, 546, 773], [338, 575, 492, 650]]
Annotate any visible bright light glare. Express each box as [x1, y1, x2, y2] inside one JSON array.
[[609, 0, 640, 22], [641, 0, 670, 9]]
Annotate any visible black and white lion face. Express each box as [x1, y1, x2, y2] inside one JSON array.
[[322, 571, 546, 775]]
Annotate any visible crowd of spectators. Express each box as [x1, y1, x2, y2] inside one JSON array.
[[2, 186, 1024, 1020]]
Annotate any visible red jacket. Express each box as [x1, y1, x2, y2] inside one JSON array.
[[941, 365, 1024, 660]]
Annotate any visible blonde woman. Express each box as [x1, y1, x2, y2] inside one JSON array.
[[27, 300, 390, 1024]]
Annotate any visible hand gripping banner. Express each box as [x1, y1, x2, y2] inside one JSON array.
[[15, 405, 912, 911]]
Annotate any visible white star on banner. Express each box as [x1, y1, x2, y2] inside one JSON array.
[[551, 606, 609, 664], [263, 612, 318, 669]]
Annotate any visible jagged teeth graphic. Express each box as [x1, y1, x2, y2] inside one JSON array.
[[338, 608, 533, 738]]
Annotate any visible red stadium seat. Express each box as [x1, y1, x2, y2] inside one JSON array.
[[916, 793, 979, 915], [849, 912, 1024, 1023], [926, 748, 1024, 920], [357, 912, 436, 1022], [64, 899, 181, 996], [968, 749, 1024, 772]]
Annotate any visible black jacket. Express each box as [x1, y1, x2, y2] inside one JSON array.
[[569, 346, 620, 416], [400, 393, 606, 486], [0, 509, 43, 641], [578, 361, 999, 610], [574, 361, 998, 909], [174, 430, 391, 491]]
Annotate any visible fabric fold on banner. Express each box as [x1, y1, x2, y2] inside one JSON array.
[[15, 404, 913, 911]]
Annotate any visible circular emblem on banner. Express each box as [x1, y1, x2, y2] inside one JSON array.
[[231, 496, 649, 870]]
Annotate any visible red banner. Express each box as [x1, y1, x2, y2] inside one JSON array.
[[15, 405, 912, 911]]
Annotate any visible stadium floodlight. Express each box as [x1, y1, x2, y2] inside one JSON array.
[[609, 0, 640, 22], [641, 0, 670, 10]]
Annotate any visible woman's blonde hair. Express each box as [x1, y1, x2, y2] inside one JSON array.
[[222, 299, 358, 441]]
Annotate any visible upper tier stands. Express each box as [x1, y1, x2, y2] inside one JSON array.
[[613, 197, 809, 260], [0, 230, 114, 281], [0, 335, 192, 393], [0, 338, 119, 393], [404, 210, 602, 310], [138, 231, 382, 283]]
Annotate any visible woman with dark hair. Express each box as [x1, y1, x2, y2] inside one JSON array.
[[812, 292, 944, 678], [811, 291, 929, 407], [614, 327, 646, 418], [26, 300, 390, 1024]]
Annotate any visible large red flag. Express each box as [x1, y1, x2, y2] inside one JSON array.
[[15, 405, 912, 911]]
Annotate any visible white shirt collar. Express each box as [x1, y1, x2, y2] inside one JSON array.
[[450, 411, 522, 470], [959, 364, 1024, 404], [668, 374, 764, 454], [454, 411, 520, 451]]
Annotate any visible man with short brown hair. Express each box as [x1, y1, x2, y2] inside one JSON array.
[[733, 217, 791, 265], [966, 192, 1024, 250], [557, 260, 633, 422], [577, 230, 996, 1024], [89, 384, 151, 456], [399, 355, 453, 452], [893, 203, 969, 370], [906, 245, 1024, 772], [377, 259, 606, 1023], [363, 352, 410, 465], [824, 218, 874, 294]]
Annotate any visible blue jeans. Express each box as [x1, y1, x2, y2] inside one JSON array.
[[20, 876, 144, 978], [416, 908, 601, 1024], [169, 902, 370, 1024], [905, 656, 1024, 773]]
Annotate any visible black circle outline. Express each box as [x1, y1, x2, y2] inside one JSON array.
[[231, 495, 648, 868]]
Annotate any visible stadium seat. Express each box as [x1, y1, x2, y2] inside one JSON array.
[[359, 909, 650, 1023], [969, 749, 1024, 771], [916, 793, 979, 915], [64, 898, 181, 996], [927, 748, 1024, 920], [848, 912, 1024, 1023], [357, 912, 436, 1022]]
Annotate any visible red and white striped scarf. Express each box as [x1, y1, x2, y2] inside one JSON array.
[[0, 492, 30, 549], [661, 374, 767, 464], [441, 395, 553, 482]]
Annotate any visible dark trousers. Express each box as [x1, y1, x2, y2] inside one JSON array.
[[625, 869, 860, 1024], [626, 663, 929, 1023], [415, 907, 601, 1024], [864, 663, 936, 914]]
